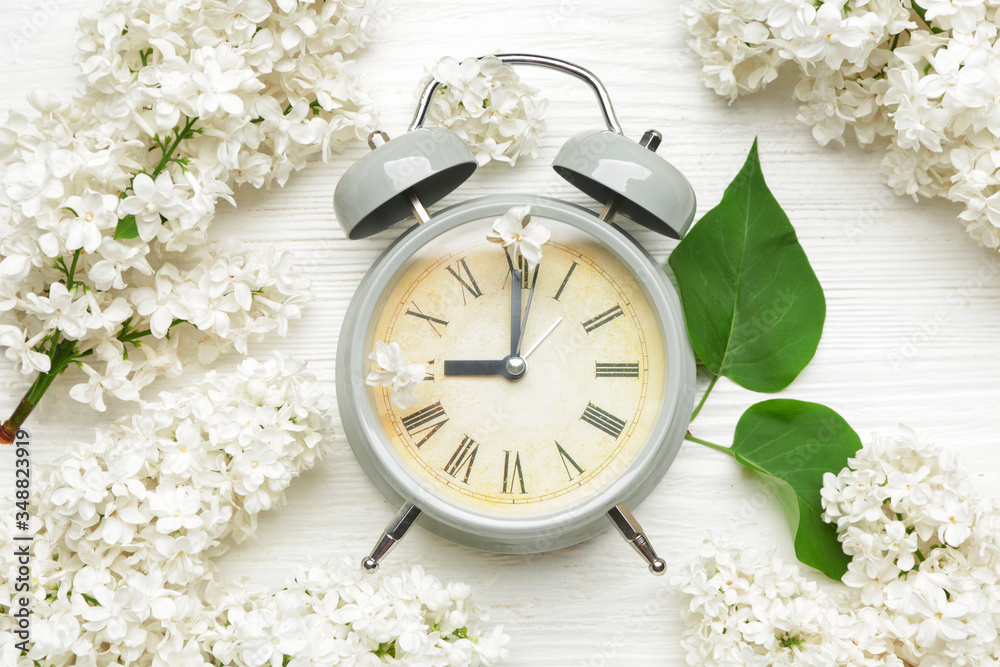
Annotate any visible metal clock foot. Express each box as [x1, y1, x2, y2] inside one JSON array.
[[362, 502, 423, 574], [608, 502, 666, 576]]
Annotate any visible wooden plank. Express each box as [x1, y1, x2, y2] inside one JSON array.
[[1, 1, 999, 664]]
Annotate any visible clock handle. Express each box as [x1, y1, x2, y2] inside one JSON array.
[[409, 53, 624, 135], [362, 501, 423, 574], [608, 503, 667, 576]]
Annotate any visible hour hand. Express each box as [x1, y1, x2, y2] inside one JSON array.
[[444, 357, 526, 381], [443, 360, 506, 376]]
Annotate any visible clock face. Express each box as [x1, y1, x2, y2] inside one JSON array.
[[366, 215, 667, 516]]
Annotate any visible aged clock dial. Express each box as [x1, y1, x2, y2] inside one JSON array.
[[368, 216, 666, 515]]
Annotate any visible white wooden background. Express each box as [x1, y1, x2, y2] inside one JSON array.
[[3, 1, 1000, 664]]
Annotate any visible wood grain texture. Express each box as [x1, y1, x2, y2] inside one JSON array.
[[2, 1, 1000, 664]]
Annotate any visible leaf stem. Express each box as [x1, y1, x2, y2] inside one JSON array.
[[691, 374, 719, 422], [66, 249, 82, 290], [685, 432, 734, 456], [119, 318, 185, 345]]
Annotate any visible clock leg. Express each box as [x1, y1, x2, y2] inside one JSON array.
[[362, 501, 423, 573], [608, 502, 667, 576]]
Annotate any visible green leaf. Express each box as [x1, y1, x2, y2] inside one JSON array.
[[668, 138, 825, 392], [374, 640, 397, 658], [732, 399, 861, 579], [910, 1, 945, 33], [114, 214, 139, 240]]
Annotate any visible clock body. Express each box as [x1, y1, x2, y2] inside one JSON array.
[[337, 194, 696, 554]]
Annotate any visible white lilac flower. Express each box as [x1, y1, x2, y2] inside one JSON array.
[[68, 357, 140, 412], [24, 282, 91, 339], [673, 535, 904, 667], [147, 485, 205, 534], [256, 97, 322, 156], [127, 267, 189, 339], [423, 55, 548, 166], [80, 585, 137, 641], [188, 45, 263, 117], [0, 356, 508, 666], [86, 238, 154, 291], [679, 0, 1000, 252], [821, 429, 1000, 663], [213, 0, 273, 43], [366, 341, 428, 410], [0, 0, 377, 426], [118, 172, 188, 242], [63, 190, 120, 253], [679, 430, 1000, 666], [486, 204, 550, 269], [0, 325, 51, 374]]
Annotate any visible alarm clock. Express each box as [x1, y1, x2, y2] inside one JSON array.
[[333, 54, 697, 575]]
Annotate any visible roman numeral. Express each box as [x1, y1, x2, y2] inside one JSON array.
[[581, 402, 626, 439], [595, 362, 640, 378], [555, 441, 584, 481], [582, 305, 623, 333], [423, 360, 435, 382], [406, 302, 448, 336], [501, 450, 526, 494], [443, 436, 479, 483], [401, 401, 448, 448], [503, 253, 533, 289], [518, 256, 533, 289], [554, 262, 578, 301], [446, 258, 483, 304]]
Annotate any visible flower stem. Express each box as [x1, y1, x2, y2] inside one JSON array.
[[151, 116, 198, 178], [685, 432, 734, 456], [1, 319, 184, 442], [114, 117, 199, 240], [7, 119, 202, 439], [690, 374, 719, 422], [1, 369, 58, 444], [66, 249, 82, 289]]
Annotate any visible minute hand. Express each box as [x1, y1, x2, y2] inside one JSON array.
[[515, 266, 539, 356]]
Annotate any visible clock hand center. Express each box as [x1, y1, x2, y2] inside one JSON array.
[[505, 356, 526, 377]]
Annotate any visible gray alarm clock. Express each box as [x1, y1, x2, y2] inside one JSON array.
[[333, 54, 697, 575]]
